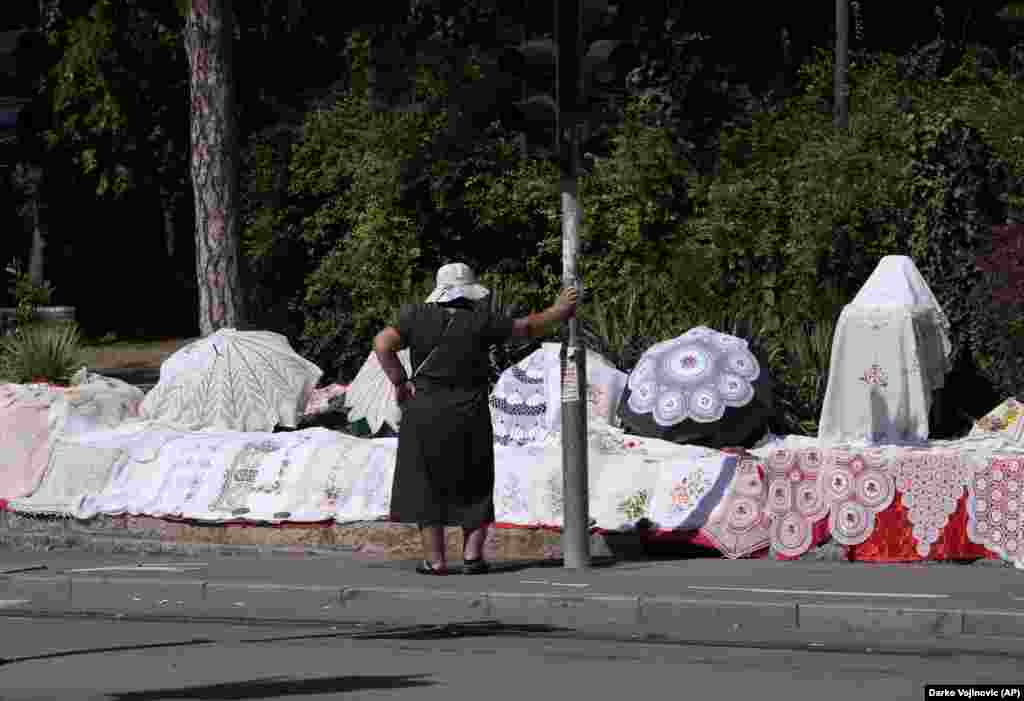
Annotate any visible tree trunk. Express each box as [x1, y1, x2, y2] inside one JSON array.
[[834, 0, 849, 130], [27, 198, 46, 288], [159, 184, 178, 259], [185, 0, 246, 336]]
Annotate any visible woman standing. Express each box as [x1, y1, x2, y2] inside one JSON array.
[[373, 263, 578, 575]]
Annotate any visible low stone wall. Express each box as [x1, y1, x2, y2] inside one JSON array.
[[0, 510, 571, 561]]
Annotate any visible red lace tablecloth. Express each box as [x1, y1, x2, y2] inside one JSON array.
[[847, 491, 995, 562]]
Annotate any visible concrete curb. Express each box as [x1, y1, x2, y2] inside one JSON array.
[[0, 531, 358, 558], [4, 573, 1024, 647]]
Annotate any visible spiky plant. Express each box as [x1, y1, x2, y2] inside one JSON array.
[[775, 315, 838, 436], [0, 321, 85, 386], [579, 286, 685, 373]]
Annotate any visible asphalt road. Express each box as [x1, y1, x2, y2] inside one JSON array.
[[0, 616, 1021, 701]]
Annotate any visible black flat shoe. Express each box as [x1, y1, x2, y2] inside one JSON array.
[[416, 560, 449, 575], [462, 558, 490, 575]]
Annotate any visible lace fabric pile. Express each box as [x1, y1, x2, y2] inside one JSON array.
[[490, 344, 627, 447]]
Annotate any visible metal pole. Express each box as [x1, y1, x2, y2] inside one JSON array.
[[834, 0, 849, 130], [556, 0, 590, 570]]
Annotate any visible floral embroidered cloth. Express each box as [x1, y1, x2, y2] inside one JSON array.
[[818, 305, 948, 445], [970, 398, 1024, 444], [139, 329, 323, 433], [819, 257, 950, 446], [967, 455, 1024, 569], [490, 344, 627, 447], [618, 327, 773, 448]]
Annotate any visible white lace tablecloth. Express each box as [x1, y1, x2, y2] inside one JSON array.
[[818, 304, 949, 445]]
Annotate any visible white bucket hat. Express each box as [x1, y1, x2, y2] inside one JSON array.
[[424, 262, 490, 303]]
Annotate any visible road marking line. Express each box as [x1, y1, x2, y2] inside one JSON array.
[[0, 600, 30, 608], [521, 580, 550, 585], [66, 566, 206, 573], [687, 585, 948, 599], [550, 583, 590, 588]]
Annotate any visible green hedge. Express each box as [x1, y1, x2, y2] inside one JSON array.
[[241, 42, 1024, 436]]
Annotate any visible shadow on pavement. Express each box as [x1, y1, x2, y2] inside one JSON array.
[[108, 674, 437, 700], [353, 620, 572, 641]]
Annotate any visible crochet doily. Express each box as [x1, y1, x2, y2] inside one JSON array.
[[891, 450, 970, 557], [765, 447, 829, 557], [491, 352, 549, 446], [968, 455, 1024, 569], [819, 447, 895, 546], [699, 456, 771, 558], [626, 326, 760, 426]]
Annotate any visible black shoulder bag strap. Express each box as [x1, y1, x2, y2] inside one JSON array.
[[410, 308, 455, 380]]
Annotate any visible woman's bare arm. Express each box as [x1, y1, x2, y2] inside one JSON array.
[[510, 287, 579, 339], [373, 327, 408, 386]]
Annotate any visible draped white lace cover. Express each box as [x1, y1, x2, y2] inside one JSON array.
[[627, 327, 760, 426], [140, 329, 323, 433]]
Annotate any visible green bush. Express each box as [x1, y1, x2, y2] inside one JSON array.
[[246, 40, 1024, 431], [5, 259, 55, 329], [0, 321, 84, 386]]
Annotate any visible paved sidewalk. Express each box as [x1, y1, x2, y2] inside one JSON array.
[[2, 548, 1024, 653]]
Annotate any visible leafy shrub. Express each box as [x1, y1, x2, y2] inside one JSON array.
[[907, 114, 1011, 363], [0, 321, 84, 386], [5, 259, 55, 329]]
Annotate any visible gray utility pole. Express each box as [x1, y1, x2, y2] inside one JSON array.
[[555, 0, 590, 570], [835, 0, 850, 130]]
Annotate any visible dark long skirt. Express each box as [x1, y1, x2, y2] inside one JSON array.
[[389, 385, 496, 529]]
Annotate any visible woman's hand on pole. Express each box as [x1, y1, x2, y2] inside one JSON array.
[[554, 287, 579, 319]]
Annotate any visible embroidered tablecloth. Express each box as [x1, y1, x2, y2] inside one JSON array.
[[968, 455, 1024, 569], [818, 304, 948, 445], [970, 398, 1024, 444]]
